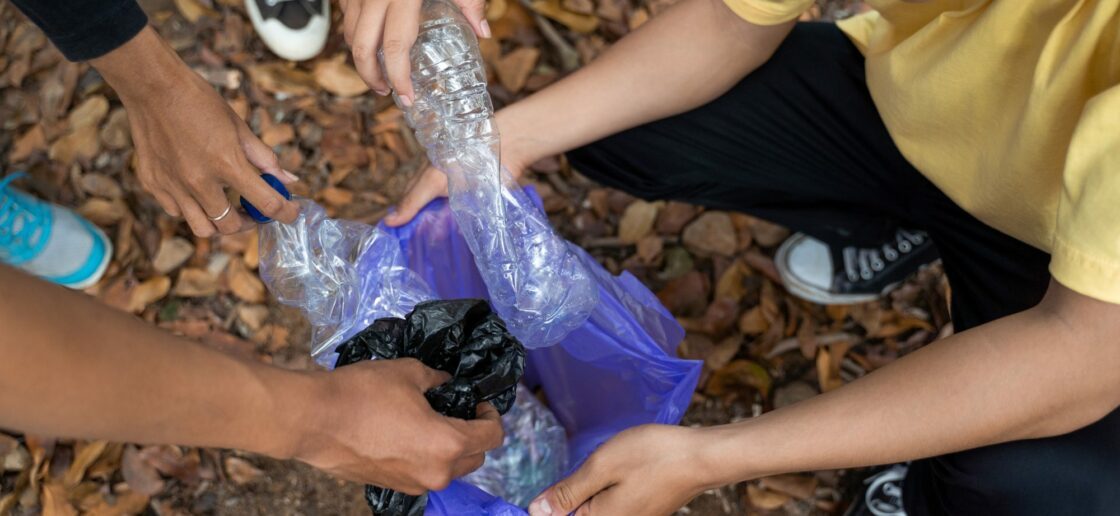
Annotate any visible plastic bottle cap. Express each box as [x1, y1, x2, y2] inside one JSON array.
[[240, 173, 292, 223]]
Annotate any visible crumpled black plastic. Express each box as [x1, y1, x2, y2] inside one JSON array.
[[334, 299, 526, 516]]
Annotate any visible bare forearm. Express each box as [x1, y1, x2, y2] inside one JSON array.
[[498, 0, 793, 165], [702, 281, 1120, 485], [0, 265, 312, 458]]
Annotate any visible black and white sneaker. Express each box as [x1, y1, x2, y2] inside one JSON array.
[[245, 0, 329, 61], [845, 464, 909, 516], [775, 229, 937, 305]]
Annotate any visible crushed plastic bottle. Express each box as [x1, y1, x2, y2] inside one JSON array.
[[390, 0, 598, 348]]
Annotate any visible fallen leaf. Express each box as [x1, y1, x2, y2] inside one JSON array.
[[749, 216, 791, 247], [715, 259, 751, 302], [41, 482, 78, 516], [98, 108, 131, 149], [628, 7, 649, 30], [635, 235, 663, 264], [77, 198, 127, 226], [127, 276, 171, 313], [120, 446, 164, 497], [223, 456, 263, 486], [67, 95, 109, 130], [773, 381, 817, 409], [174, 268, 219, 297], [704, 335, 741, 371], [682, 212, 737, 257], [529, 0, 600, 32], [816, 340, 853, 392], [655, 201, 697, 235], [80, 173, 123, 200], [49, 125, 101, 164], [313, 55, 369, 97], [320, 186, 354, 207], [153, 237, 195, 274], [680, 297, 739, 337], [706, 360, 771, 399], [261, 122, 294, 147], [83, 489, 149, 516], [494, 47, 540, 93], [618, 200, 661, 244], [237, 305, 270, 332], [226, 259, 266, 303], [747, 483, 791, 510], [760, 474, 819, 500], [9, 125, 46, 163], [657, 270, 709, 316], [738, 306, 769, 335], [247, 63, 317, 96], [174, 0, 218, 23], [63, 440, 108, 488]]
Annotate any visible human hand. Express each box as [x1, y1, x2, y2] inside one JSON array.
[[91, 27, 300, 237], [528, 425, 717, 516], [290, 358, 504, 493], [340, 0, 490, 103]]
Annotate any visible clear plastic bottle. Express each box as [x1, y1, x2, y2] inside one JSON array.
[[392, 0, 598, 348]]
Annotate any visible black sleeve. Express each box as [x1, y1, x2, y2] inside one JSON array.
[[9, 0, 148, 61]]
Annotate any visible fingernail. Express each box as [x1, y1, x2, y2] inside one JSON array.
[[280, 169, 299, 182], [375, 88, 390, 96], [480, 20, 492, 39], [400, 95, 413, 107], [529, 499, 552, 515]]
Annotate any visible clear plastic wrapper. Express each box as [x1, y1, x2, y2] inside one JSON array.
[[392, 0, 598, 348], [463, 385, 569, 507]]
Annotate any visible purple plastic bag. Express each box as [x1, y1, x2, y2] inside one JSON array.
[[378, 190, 702, 514]]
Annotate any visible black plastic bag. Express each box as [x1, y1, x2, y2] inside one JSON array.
[[334, 299, 526, 516]]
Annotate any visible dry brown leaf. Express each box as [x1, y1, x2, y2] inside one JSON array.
[[237, 305, 270, 332], [100, 108, 131, 149], [529, 0, 600, 33], [704, 335, 741, 371], [680, 297, 739, 337], [320, 186, 355, 207], [759, 474, 818, 500], [83, 489, 149, 516], [127, 276, 171, 313], [9, 125, 46, 163], [706, 359, 771, 399], [226, 259, 266, 303], [562, 0, 594, 14], [49, 125, 101, 164], [744, 249, 783, 285], [120, 446, 164, 497], [174, 0, 218, 22], [80, 173, 123, 200], [655, 201, 697, 235], [153, 237, 195, 274], [773, 381, 817, 409], [314, 55, 370, 97], [635, 235, 663, 264], [243, 229, 260, 270], [749, 216, 791, 247], [715, 259, 751, 302], [682, 212, 737, 257], [261, 122, 295, 147], [41, 482, 78, 516], [816, 340, 853, 392], [3, 438, 29, 472], [494, 47, 540, 93], [63, 440, 108, 488], [617, 200, 661, 244], [223, 456, 264, 486], [747, 483, 791, 510], [67, 95, 109, 129], [174, 268, 219, 297], [77, 198, 127, 226], [738, 305, 768, 335], [657, 270, 709, 316], [247, 63, 317, 96], [628, 7, 650, 30]]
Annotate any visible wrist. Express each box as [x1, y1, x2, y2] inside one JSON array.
[[243, 365, 326, 461], [90, 26, 197, 106], [695, 421, 769, 487]]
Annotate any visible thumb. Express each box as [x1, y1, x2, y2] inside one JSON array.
[[529, 459, 607, 516], [452, 0, 490, 39], [237, 123, 299, 184], [384, 167, 448, 227]]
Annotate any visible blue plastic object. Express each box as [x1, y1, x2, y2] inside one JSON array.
[[239, 173, 291, 223]]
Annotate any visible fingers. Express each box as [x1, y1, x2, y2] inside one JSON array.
[[195, 182, 252, 235], [238, 124, 299, 184], [169, 184, 218, 238], [396, 358, 452, 390], [342, 0, 361, 44], [450, 402, 503, 455], [450, 451, 487, 478], [384, 166, 448, 226], [351, 4, 391, 94], [452, 0, 490, 39], [381, 0, 420, 105], [530, 456, 611, 516], [226, 160, 300, 224]]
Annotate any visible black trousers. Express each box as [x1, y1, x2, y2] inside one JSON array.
[[567, 23, 1120, 515]]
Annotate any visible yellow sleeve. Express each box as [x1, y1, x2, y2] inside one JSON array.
[[1049, 85, 1120, 303], [722, 0, 814, 26]]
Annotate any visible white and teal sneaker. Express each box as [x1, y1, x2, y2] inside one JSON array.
[[0, 173, 112, 289]]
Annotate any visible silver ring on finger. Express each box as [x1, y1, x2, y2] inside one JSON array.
[[208, 203, 233, 222]]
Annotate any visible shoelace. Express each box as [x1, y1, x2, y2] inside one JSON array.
[[0, 172, 48, 262], [842, 229, 927, 283]]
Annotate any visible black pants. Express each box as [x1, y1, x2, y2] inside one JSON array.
[[567, 23, 1120, 515]]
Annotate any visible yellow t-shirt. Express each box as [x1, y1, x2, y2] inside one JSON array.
[[723, 0, 1120, 304]]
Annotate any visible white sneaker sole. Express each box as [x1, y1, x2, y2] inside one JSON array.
[[71, 225, 113, 290], [775, 233, 892, 306]]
